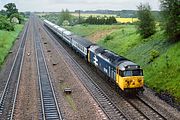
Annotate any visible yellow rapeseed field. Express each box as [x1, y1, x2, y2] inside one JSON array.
[[116, 18, 139, 23]]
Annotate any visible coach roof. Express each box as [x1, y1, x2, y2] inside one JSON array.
[[72, 35, 93, 48]]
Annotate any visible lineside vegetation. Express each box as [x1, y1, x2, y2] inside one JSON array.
[[0, 24, 23, 66], [0, 3, 25, 67]]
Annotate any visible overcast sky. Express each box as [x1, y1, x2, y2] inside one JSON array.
[[0, 0, 160, 12]]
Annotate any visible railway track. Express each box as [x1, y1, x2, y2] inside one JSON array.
[[137, 93, 179, 120], [126, 95, 167, 120], [0, 21, 29, 119], [37, 19, 129, 120], [33, 16, 63, 120], [38, 17, 172, 120]]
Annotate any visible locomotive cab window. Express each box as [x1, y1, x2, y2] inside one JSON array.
[[121, 69, 143, 77], [133, 69, 143, 76], [119, 70, 124, 77], [124, 70, 132, 76]]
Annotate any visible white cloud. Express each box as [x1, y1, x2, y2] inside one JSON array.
[[0, 0, 160, 12]]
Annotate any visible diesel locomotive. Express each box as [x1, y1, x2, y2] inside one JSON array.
[[44, 20, 144, 93]]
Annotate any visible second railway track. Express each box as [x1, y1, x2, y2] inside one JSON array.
[[33, 15, 63, 120]]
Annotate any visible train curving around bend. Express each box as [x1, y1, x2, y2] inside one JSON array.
[[44, 20, 144, 93]]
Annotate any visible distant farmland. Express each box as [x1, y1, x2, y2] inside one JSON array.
[[116, 18, 138, 23], [39, 12, 139, 23], [71, 13, 138, 23]]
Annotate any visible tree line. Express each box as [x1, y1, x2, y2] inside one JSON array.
[[85, 16, 117, 25], [43, 9, 117, 26], [0, 3, 24, 31]]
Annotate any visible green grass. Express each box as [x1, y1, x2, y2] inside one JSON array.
[[144, 42, 180, 101], [98, 25, 141, 55], [67, 24, 180, 102], [0, 24, 23, 67], [65, 24, 122, 37], [59, 82, 77, 111]]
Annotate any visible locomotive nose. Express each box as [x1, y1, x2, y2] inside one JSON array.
[[124, 77, 143, 88]]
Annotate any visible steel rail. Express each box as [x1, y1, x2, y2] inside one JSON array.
[[33, 16, 63, 120]]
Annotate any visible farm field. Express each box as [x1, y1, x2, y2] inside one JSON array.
[[72, 13, 138, 23], [41, 12, 139, 23], [116, 18, 138, 23], [0, 24, 23, 66], [66, 24, 180, 102]]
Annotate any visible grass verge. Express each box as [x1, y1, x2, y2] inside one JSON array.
[[0, 24, 24, 67]]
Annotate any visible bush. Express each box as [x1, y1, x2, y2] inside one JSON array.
[[148, 49, 160, 63], [62, 20, 70, 26], [0, 15, 14, 31], [150, 49, 159, 58], [82, 23, 88, 27], [104, 35, 113, 43], [0, 15, 6, 29], [5, 21, 14, 31]]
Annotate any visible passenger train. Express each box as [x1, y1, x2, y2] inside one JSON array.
[[44, 20, 144, 93]]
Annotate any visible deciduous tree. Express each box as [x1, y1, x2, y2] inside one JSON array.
[[58, 9, 72, 25], [4, 3, 18, 18], [160, 0, 180, 42], [137, 3, 156, 38]]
